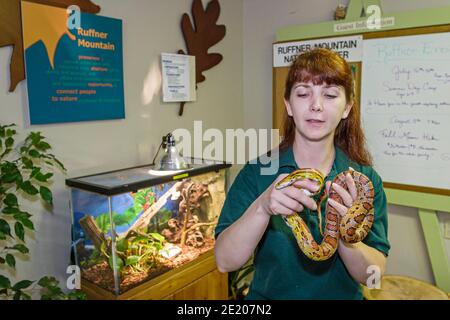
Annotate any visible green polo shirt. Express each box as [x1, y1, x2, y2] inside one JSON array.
[[215, 146, 390, 300]]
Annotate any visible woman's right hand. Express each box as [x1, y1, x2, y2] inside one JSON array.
[[259, 174, 320, 216]]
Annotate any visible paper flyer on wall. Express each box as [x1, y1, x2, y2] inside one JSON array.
[[161, 53, 196, 102]]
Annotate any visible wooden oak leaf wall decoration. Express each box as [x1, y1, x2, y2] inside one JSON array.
[[0, 0, 101, 92], [178, 0, 226, 116]]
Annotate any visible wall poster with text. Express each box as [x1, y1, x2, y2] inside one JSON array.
[[21, 1, 125, 125]]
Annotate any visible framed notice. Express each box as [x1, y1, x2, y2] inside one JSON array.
[[21, 1, 125, 125], [273, 35, 363, 67], [161, 53, 196, 102]]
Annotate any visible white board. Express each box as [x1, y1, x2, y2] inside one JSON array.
[[361, 32, 450, 190]]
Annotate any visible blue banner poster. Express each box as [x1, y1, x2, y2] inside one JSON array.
[[21, 2, 125, 125]]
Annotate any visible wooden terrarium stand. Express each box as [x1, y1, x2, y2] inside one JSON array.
[[81, 250, 228, 300]]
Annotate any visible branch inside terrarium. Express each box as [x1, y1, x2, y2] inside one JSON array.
[[123, 182, 182, 238]]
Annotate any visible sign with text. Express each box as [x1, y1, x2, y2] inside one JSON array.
[[161, 53, 196, 102], [22, 1, 125, 125], [273, 35, 363, 67], [362, 33, 450, 190]]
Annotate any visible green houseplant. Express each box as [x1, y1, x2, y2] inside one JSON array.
[[229, 258, 254, 300], [0, 124, 85, 300]]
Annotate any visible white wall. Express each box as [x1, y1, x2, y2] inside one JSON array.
[[243, 0, 450, 287], [2, 0, 450, 295], [0, 0, 243, 289]]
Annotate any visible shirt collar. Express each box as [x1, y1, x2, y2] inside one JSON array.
[[277, 145, 352, 178]]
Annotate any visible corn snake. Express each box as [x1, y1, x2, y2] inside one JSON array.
[[275, 168, 374, 261]]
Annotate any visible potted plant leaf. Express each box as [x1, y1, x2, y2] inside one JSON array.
[[0, 124, 85, 300]]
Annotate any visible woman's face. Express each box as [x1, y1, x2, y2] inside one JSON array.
[[284, 81, 353, 143]]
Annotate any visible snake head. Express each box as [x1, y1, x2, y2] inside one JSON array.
[[275, 168, 325, 195], [275, 176, 297, 190]]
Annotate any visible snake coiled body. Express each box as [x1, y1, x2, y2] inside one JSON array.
[[275, 168, 374, 261]]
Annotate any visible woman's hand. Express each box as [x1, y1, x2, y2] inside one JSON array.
[[325, 170, 387, 284], [325, 170, 358, 219], [260, 174, 321, 216]]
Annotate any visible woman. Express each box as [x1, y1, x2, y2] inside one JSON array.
[[214, 48, 390, 300]]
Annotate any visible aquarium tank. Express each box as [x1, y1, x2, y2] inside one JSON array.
[[66, 159, 231, 296]]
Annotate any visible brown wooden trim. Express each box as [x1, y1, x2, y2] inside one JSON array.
[[272, 67, 279, 130], [363, 24, 450, 40], [383, 182, 450, 196], [81, 280, 116, 300]]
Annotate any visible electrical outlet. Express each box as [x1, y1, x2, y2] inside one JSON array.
[[445, 220, 450, 240]]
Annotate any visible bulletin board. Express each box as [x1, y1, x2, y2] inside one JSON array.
[[273, 8, 450, 197]]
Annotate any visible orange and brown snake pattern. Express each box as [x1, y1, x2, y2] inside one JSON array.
[[275, 168, 374, 261]]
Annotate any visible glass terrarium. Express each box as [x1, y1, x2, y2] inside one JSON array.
[[66, 159, 230, 296]]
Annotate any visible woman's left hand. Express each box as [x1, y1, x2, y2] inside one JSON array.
[[325, 171, 358, 219]]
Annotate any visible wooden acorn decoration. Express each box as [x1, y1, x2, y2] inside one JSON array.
[[178, 0, 226, 116], [0, 0, 101, 92]]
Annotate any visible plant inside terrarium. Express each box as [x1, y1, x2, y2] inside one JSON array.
[[114, 232, 165, 274], [77, 175, 223, 293], [79, 188, 157, 263]]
